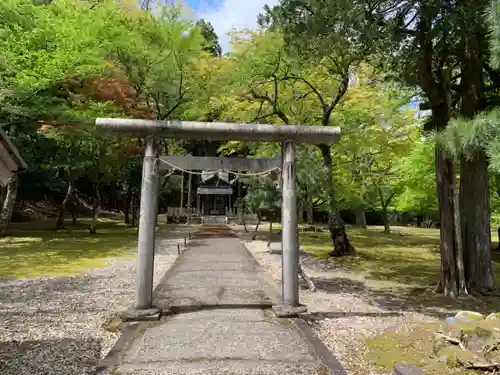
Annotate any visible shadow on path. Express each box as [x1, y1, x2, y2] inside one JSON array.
[[166, 302, 275, 315]]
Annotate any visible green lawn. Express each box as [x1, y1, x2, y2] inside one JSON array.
[[301, 225, 500, 287], [0, 218, 139, 278]]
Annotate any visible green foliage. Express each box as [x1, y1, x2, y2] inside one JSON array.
[[296, 145, 328, 211], [331, 66, 420, 212], [0, 0, 204, 222], [260, 0, 375, 70], [441, 109, 500, 170], [395, 140, 437, 213], [244, 176, 280, 215], [0, 0, 119, 124], [110, 3, 205, 120], [487, 0, 500, 69], [196, 19, 222, 57], [0, 0, 476, 235], [441, 109, 500, 160], [219, 31, 294, 124]]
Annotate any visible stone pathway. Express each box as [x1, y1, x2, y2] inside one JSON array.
[[98, 227, 338, 374]]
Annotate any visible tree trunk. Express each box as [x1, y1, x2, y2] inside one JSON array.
[[453, 173, 468, 296], [382, 208, 391, 234], [355, 209, 367, 229], [56, 180, 74, 230], [131, 189, 138, 227], [320, 145, 355, 257], [497, 227, 500, 250], [306, 203, 314, 225], [89, 184, 101, 234], [435, 146, 467, 297], [0, 174, 19, 237], [457, 0, 494, 293], [295, 230, 316, 291], [377, 185, 392, 234], [70, 203, 77, 225], [0, 185, 6, 207], [268, 221, 273, 246], [124, 184, 132, 224], [297, 200, 304, 224], [251, 214, 261, 240], [460, 151, 495, 292], [298, 264, 317, 292], [237, 201, 247, 231]]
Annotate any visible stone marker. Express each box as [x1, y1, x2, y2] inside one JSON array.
[[394, 363, 425, 375]]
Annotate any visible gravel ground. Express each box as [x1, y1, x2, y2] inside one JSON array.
[[239, 233, 434, 375], [0, 225, 193, 375]]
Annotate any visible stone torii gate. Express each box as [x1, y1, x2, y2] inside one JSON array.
[[95, 118, 340, 318]]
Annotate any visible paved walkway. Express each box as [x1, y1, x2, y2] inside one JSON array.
[[98, 227, 339, 375]]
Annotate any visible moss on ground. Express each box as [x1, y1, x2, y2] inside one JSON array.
[[0, 218, 139, 278], [300, 225, 500, 287], [365, 318, 500, 374]]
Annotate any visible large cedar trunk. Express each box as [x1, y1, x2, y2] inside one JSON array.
[[453, 170, 467, 296], [457, 0, 494, 293], [460, 151, 495, 292], [435, 146, 467, 297], [320, 144, 355, 257], [0, 174, 19, 237], [56, 180, 74, 230]]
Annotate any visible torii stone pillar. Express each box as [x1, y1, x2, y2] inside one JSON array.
[[135, 135, 160, 312], [95, 119, 340, 319], [279, 140, 299, 312]]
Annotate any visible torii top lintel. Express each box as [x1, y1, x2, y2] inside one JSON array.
[[95, 118, 341, 144]]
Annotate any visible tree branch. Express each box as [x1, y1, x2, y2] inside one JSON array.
[[160, 52, 186, 120], [287, 75, 326, 108]]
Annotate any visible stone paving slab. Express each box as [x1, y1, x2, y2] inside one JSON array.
[[165, 307, 270, 322], [115, 361, 326, 375], [101, 230, 337, 375], [124, 313, 314, 362], [168, 262, 255, 272], [164, 275, 267, 291]]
